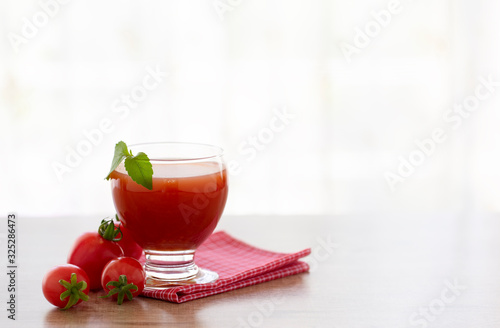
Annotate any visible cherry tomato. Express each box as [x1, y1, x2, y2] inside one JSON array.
[[116, 223, 143, 261], [101, 257, 146, 305], [42, 264, 89, 310], [67, 232, 124, 290]]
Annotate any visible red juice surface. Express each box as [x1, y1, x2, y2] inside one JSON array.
[[110, 162, 228, 251]]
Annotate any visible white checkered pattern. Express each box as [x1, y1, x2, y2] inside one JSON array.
[[141, 231, 311, 303]]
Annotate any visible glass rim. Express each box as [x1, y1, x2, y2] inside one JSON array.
[[128, 141, 224, 162]]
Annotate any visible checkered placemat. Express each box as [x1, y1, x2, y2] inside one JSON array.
[[141, 231, 311, 303]]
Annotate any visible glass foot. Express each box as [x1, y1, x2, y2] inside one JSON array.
[[144, 267, 219, 291]]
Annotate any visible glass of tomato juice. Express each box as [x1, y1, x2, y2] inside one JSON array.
[[109, 142, 228, 289]]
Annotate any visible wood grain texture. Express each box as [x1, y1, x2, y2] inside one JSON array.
[[3, 213, 500, 327]]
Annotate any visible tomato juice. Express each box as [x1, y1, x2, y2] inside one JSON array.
[[110, 162, 228, 251]]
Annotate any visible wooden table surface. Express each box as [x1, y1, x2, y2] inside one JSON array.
[[2, 213, 500, 327]]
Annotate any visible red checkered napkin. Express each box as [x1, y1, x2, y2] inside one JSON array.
[[141, 231, 311, 303]]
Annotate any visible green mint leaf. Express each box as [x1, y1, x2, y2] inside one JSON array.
[[124, 152, 153, 190], [105, 141, 154, 190], [105, 141, 131, 180]]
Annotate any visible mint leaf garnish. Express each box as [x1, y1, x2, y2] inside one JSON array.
[[105, 141, 131, 180], [105, 141, 153, 190], [124, 152, 153, 190]]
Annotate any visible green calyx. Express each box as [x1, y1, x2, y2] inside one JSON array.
[[100, 275, 138, 305], [98, 218, 123, 242], [59, 273, 89, 310]]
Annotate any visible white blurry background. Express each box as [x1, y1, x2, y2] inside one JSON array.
[[1, 0, 499, 217]]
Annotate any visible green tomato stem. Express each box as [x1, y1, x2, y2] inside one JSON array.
[[100, 275, 138, 305], [58, 273, 89, 310], [98, 218, 123, 242]]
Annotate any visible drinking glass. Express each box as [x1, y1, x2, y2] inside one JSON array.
[[109, 142, 228, 289]]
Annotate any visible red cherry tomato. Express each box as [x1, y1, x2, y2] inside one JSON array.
[[101, 257, 146, 305], [42, 264, 89, 309], [116, 223, 143, 261], [67, 232, 124, 290]]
